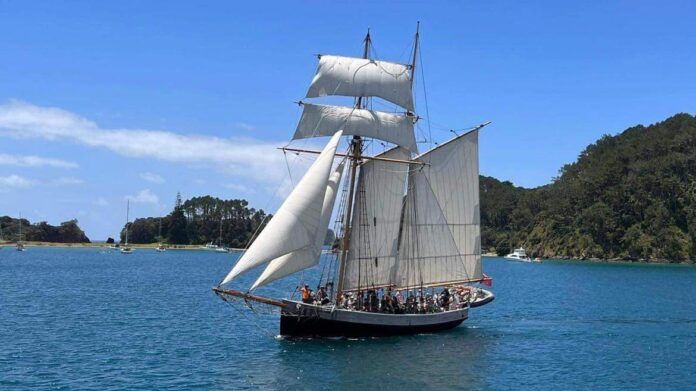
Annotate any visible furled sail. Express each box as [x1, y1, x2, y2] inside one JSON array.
[[395, 130, 482, 289], [306, 55, 415, 112], [293, 103, 418, 153], [342, 147, 410, 291], [251, 161, 345, 289], [220, 130, 343, 285]]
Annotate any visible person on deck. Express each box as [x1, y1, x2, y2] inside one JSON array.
[[450, 288, 460, 310], [301, 284, 312, 304], [395, 290, 404, 305], [380, 295, 388, 312], [439, 287, 450, 310], [316, 286, 330, 305], [369, 290, 378, 312]]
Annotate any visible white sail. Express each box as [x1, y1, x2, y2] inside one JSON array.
[[293, 103, 418, 153], [221, 130, 343, 285], [396, 130, 482, 288], [306, 55, 415, 112], [342, 147, 410, 291], [251, 161, 345, 289]]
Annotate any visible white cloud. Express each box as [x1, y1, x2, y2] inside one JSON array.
[[193, 179, 206, 185], [235, 122, 256, 131], [126, 189, 159, 205], [0, 174, 36, 189], [52, 176, 84, 186], [94, 197, 109, 206], [140, 172, 165, 184], [0, 100, 288, 183], [224, 183, 254, 193], [0, 153, 78, 169]]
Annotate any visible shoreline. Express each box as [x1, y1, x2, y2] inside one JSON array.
[[0, 241, 245, 251], [483, 254, 695, 266], [3, 243, 691, 264]]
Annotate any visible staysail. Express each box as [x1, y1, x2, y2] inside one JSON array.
[[396, 130, 482, 288], [341, 147, 410, 291], [293, 103, 418, 153], [306, 55, 415, 112], [251, 161, 345, 289], [220, 130, 343, 285]]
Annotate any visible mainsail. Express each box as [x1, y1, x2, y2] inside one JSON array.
[[293, 103, 418, 153], [342, 147, 410, 291], [396, 130, 482, 288], [251, 161, 345, 289], [306, 55, 415, 112], [221, 130, 343, 285]]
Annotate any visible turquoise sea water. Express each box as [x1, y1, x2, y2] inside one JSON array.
[[1, 247, 695, 390]]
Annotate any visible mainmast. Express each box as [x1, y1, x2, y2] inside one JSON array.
[[410, 22, 419, 88], [336, 29, 371, 299]]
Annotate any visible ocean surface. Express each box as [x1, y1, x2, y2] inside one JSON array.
[[1, 247, 695, 390]]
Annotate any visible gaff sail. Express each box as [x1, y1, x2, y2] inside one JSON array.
[[396, 130, 483, 289], [341, 147, 410, 291]]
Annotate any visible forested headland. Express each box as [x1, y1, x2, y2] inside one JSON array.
[[0, 216, 90, 243], [120, 193, 270, 248], [482, 113, 695, 263]]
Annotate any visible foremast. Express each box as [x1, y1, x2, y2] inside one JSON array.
[[336, 29, 371, 300], [336, 26, 421, 300]]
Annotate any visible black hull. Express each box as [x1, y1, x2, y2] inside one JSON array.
[[280, 312, 467, 338]]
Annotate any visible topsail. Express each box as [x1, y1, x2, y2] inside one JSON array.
[[221, 130, 343, 285], [306, 55, 415, 112], [293, 103, 418, 153]]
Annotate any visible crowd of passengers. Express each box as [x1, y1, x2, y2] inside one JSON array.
[[300, 284, 473, 313]]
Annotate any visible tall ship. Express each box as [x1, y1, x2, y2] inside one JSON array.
[[214, 25, 494, 337]]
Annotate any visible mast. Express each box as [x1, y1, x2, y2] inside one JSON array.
[[410, 22, 419, 88], [125, 200, 130, 245], [336, 29, 371, 299], [18, 213, 22, 242]]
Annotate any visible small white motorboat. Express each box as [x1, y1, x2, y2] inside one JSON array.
[[505, 247, 534, 262]]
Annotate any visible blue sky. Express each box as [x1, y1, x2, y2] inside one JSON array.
[[1, 1, 695, 240]]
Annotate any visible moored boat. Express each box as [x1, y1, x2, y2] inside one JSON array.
[[505, 247, 536, 262], [120, 201, 134, 254]]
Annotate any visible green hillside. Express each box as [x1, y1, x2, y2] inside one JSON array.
[[481, 113, 696, 263]]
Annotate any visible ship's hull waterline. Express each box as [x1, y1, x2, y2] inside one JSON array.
[[214, 287, 493, 338], [279, 300, 468, 337]]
